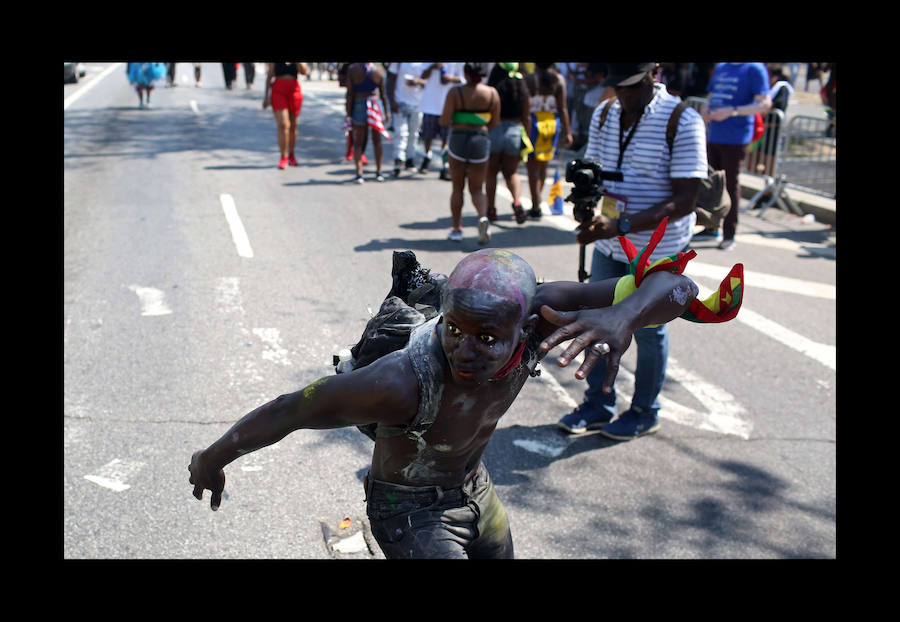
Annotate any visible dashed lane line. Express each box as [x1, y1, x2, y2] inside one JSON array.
[[220, 193, 254, 258]]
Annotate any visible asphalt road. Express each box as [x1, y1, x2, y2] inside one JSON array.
[[64, 63, 836, 559]]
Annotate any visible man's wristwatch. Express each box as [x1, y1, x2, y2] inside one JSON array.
[[731, 106, 740, 116], [617, 216, 632, 236]]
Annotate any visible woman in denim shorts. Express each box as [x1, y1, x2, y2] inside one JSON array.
[[486, 63, 531, 224], [439, 63, 501, 245]]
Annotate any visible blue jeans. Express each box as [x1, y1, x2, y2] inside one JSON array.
[[584, 246, 668, 417]]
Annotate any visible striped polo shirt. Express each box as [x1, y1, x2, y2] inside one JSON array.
[[585, 83, 708, 263]]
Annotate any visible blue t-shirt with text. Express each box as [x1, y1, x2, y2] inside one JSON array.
[[706, 63, 769, 145]]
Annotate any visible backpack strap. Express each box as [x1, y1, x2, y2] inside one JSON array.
[[596, 96, 616, 134], [666, 100, 689, 154]]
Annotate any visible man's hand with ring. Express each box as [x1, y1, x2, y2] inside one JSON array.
[[537, 304, 634, 392], [592, 342, 611, 356]]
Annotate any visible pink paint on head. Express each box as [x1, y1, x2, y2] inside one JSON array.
[[446, 250, 534, 321]]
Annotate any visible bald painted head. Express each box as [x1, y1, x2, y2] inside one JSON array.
[[439, 249, 538, 385]]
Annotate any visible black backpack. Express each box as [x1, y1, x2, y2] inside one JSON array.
[[333, 251, 448, 443]]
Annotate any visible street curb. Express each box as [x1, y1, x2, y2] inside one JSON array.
[[739, 174, 835, 227]]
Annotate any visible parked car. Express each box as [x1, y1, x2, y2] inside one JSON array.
[[64, 62, 86, 83]]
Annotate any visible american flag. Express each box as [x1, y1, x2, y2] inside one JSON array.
[[366, 97, 391, 140]]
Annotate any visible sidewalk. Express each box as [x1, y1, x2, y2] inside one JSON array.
[[739, 174, 836, 227]]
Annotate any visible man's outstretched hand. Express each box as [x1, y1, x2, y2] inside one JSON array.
[[538, 305, 634, 393], [189, 450, 225, 511]]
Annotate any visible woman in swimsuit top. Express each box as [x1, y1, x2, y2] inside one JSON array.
[[345, 63, 390, 182], [439, 63, 501, 245]]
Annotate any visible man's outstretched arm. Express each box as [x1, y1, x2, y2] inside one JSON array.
[[189, 353, 417, 510]]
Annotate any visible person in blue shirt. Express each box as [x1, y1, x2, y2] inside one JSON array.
[[701, 63, 772, 251]]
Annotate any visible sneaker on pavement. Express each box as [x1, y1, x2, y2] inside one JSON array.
[[557, 403, 613, 434], [419, 157, 431, 173], [405, 158, 415, 170], [692, 228, 722, 242], [354, 174, 365, 184], [597, 408, 660, 441], [478, 217, 491, 245], [529, 204, 543, 219], [278, 156, 288, 170], [439, 167, 451, 181], [718, 238, 736, 251], [447, 228, 463, 242]]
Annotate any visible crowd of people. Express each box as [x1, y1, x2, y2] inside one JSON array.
[[327, 62, 825, 250], [134, 62, 832, 250], [185, 61, 775, 560]]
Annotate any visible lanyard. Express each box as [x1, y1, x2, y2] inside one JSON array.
[[617, 106, 645, 171]]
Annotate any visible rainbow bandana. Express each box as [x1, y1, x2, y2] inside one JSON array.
[[613, 217, 744, 324]]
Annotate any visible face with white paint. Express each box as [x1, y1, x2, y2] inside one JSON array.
[[439, 250, 537, 386]]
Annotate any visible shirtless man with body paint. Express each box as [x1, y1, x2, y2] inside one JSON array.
[[188, 248, 699, 558]]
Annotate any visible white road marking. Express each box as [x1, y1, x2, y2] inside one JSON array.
[[84, 458, 145, 492], [662, 357, 753, 438], [733, 232, 834, 256], [215, 276, 245, 315], [252, 327, 292, 366], [128, 285, 172, 316], [532, 370, 579, 410], [733, 307, 836, 371], [64, 63, 124, 110], [219, 194, 254, 258], [686, 262, 834, 300], [535, 356, 753, 440]]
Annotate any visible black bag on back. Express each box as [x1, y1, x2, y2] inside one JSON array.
[[334, 251, 447, 441], [346, 251, 446, 368]]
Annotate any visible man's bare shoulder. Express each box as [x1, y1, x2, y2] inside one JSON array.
[[348, 349, 420, 425]]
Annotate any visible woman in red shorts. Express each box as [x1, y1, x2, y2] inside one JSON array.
[[263, 63, 309, 169]]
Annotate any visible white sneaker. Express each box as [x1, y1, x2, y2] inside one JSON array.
[[718, 238, 736, 251], [478, 217, 491, 245], [447, 228, 463, 242]]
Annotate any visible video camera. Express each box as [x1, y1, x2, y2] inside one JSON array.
[[563, 159, 623, 281]]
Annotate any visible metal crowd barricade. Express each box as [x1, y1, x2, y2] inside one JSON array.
[[776, 115, 836, 200], [683, 96, 811, 217], [741, 108, 804, 217]]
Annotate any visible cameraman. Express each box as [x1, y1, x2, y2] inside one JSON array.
[[558, 63, 708, 441]]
